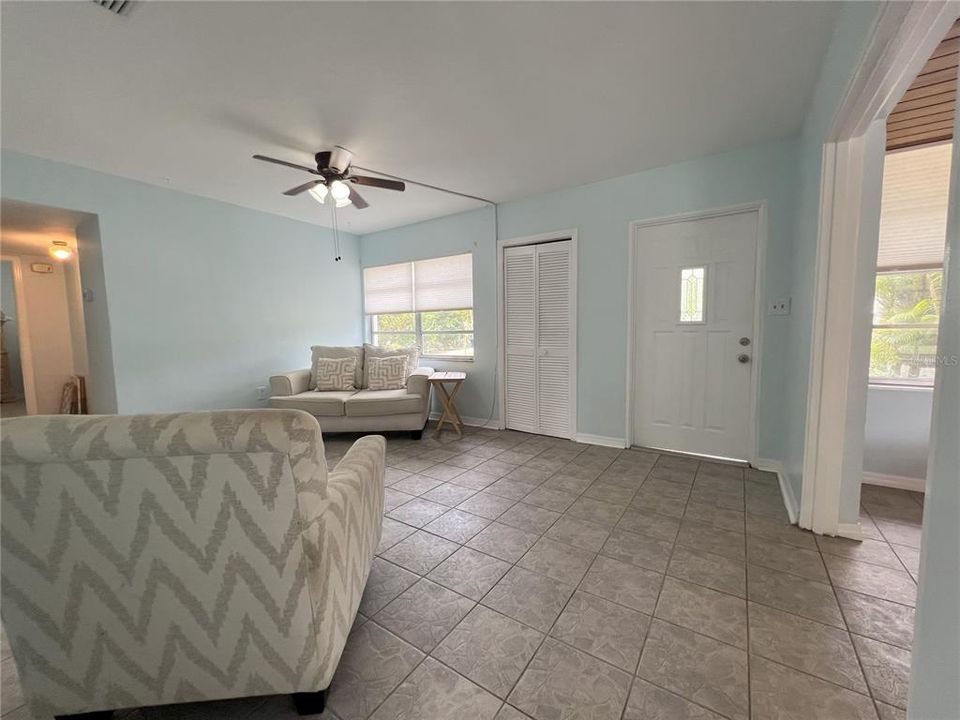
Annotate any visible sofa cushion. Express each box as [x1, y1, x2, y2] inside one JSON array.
[[313, 356, 357, 391], [363, 343, 419, 388], [270, 390, 356, 417], [345, 389, 423, 417], [311, 345, 364, 390]]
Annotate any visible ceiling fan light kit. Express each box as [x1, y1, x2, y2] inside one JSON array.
[[307, 184, 328, 204], [329, 179, 351, 203]]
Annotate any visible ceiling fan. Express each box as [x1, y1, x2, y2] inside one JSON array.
[[252, 146, 405, 210]]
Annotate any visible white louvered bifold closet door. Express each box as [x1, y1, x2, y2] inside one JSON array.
[[503, 240, 574, 438], [504, 246, 538, 433], [536, 242, 573, 437]]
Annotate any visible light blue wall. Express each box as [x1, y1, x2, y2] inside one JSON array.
[[1, 151, 363, 413], [1, 260, 23, 396], [363, 137, 801, 453], [781, 2, 883, 503], [864, 386, 933, 480]]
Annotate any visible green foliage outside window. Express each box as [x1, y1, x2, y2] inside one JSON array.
[[371, 310, 474, 358], [870, 270, 942, 383]]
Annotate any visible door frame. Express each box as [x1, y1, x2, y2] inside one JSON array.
[[1, 255, 39, 415], [800, 2, 958, 537], [625, 201, 767, 464], [497, 229, 578, 439]]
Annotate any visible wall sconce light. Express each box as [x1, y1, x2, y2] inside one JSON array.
[[48, 241, 73, 261]]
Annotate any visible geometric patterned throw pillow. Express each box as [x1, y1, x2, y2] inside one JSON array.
[[365, 355, 408, 390], [363, 343, 419, 388], [313, 356, 357, 391]]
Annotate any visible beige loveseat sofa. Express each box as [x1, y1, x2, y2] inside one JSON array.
[[269, 346, 434, 438], [0, 409, 384, 717]]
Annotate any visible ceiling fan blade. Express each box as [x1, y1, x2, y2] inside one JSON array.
[[349, 175, 406, 192], [252, 154, 320, 175], [348, 185, 369, 209], [283, 179, 325, 196]]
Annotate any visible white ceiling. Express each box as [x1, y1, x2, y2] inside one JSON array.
[[1, 1, 839, 235]]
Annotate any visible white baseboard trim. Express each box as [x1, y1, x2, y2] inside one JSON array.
[[575, 433, 629, 449], [862, 471, 926, 493], [428, 412, 502, 430], [754, 458, 799, 525], [836, 521, 864, 541]]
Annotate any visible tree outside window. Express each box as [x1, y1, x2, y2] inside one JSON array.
[[372, 309, 474, 359], [869, 269, 942, 385]]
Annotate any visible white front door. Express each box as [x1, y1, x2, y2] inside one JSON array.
[[631, 210, 759, 460], [503, 240, 575, 438]]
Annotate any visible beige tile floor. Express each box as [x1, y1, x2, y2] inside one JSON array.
[[0, 425, 924, 720]]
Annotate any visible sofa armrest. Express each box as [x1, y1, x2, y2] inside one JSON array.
[[300, 434, 385, 688], [270, 369, 311, 396], [406, 366, 435, 397]]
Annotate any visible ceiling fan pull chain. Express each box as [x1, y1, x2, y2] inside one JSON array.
[[330, 200, 342, 262]]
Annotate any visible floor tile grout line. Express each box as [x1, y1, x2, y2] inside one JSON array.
[[859, 503, 922, 579], [847, 628, 914, 654], [620, 461, 693, 720], [819, 547, 919, 579], [746, 652, 881, 703], [743, 501, 753, 720], [818, 532, 886, 719]]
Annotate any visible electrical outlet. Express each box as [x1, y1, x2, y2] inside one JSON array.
[[256, 385, 268, 401], [768, 297, 791, 316]]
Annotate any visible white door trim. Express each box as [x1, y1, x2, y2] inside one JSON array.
[[799, 2, 958, 535], [625, 201, 767, 464], [497, 229, 578, 439], [1, 255, 39, 415]]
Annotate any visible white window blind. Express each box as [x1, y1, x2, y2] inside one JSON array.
[[363, 253, 472, 314], [877, 143, 952, 270], [414, 253, 473, 311], [362, 262, 414, 314]]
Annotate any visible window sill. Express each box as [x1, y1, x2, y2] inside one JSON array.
[[868, 382, 934, 391], [422, 355, 475, 363]]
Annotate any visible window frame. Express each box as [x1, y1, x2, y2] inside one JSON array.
[[363, 253, 475, 361], [868, 265, 942, 388], [368, 309, 475, 362]]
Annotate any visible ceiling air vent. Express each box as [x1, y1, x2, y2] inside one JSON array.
[[92, 0, 132, 15]]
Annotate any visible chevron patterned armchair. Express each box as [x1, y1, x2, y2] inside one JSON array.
[[0, 409, 385, 719]]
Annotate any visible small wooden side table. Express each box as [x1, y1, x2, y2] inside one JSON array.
[[429, 371, 466, 437]]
